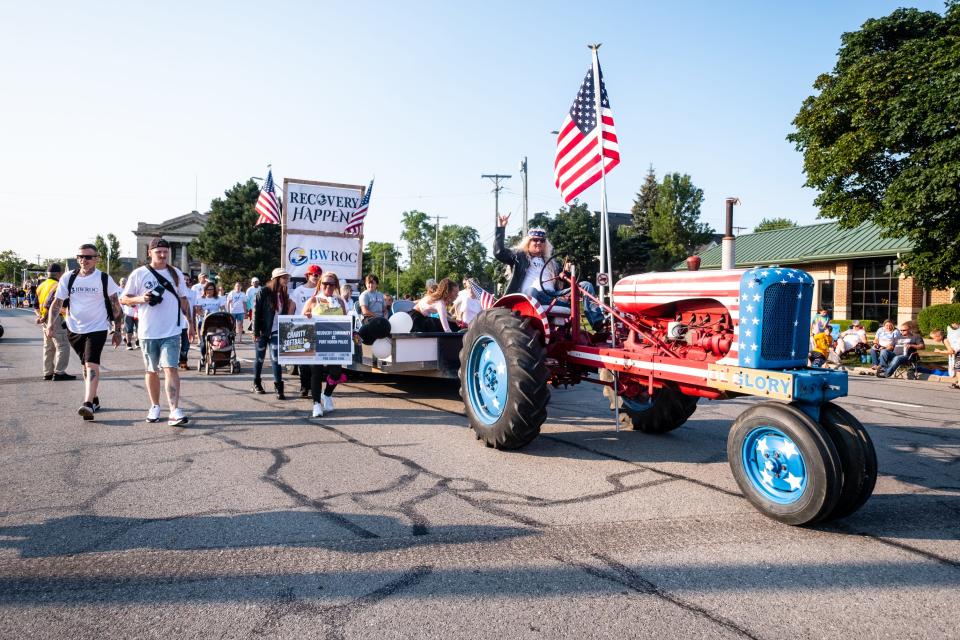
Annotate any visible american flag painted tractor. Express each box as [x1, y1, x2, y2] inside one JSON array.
[[458, 262, 876, 526]]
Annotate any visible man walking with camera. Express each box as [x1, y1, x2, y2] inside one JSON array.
[[121, 238, 195, 426]]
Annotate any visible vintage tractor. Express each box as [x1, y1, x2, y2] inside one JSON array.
[[458, 261, 877, 526]]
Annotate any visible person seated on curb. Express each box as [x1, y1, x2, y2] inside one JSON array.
[[930, 328, 959, 389], [871, 319, 901, 369], [493, 213, 604, 330], [877, 321, 925, 378], [809, 324, 833, 367], [835, 320, 867, 359]]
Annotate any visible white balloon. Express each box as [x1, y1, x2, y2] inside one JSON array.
[[372, 338, 393, 360], [389, 311, 413, 334]]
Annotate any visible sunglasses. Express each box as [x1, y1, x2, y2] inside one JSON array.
[[77, 254, 97, 260], [529, 238, 544, 244], [320, 281, 338, 286]]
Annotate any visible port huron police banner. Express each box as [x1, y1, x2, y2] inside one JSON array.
[[284, 233, 362, 280], [284, 181, 364, 234]]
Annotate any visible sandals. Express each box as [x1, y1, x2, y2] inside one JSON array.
[[950, 382, 960, 389]]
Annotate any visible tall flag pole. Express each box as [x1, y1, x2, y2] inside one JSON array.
[[255, 166, 281, 226], [553, 46, 620, 301], [345, 178, 373, 235]]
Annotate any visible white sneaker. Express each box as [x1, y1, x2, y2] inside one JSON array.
[[145, 405, 161, 423], [168, 408, 189, 426], [311, 402, 324, 418], [321, 395, 335, 413]]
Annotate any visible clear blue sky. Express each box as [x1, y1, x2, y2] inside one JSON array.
[[0, 0, 946, 263]]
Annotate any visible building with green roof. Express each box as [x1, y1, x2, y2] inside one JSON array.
[[677, 220, 954, 325]]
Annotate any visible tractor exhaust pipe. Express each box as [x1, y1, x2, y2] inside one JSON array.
[[722, 197, 740, 270]]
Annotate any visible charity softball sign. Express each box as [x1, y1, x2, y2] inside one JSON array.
[[277, 315, 355, 365]]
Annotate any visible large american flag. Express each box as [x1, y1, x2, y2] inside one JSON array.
[[255, 169, 281, 226], [344, 179, 373, 234], [469, 279, 495, 309], [553, 63, 620, 204]]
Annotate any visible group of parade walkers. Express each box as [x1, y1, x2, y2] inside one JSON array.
[[38, 221, 591, 426]]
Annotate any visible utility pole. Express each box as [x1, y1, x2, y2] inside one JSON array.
[[481, 173, 511, 233], [433, 215, 448, 282], [518, 158, 528, 237]]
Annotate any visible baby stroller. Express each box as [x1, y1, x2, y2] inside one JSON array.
[[197, 311, 239, 375]]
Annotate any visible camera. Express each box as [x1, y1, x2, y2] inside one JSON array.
[[147, 284, 165, 306]]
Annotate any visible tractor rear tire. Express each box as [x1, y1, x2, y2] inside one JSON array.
[[817, 402, 877, 521], [622, 384, 699, 434], [459, 308, 550, 450]]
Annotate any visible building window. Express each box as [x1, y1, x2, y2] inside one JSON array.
[[818, 279, 834, 313], [851, 258, 898, 322]]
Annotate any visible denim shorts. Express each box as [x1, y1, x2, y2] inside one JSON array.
[[232, 312, 244, 323], [141, 335, 181, 372]]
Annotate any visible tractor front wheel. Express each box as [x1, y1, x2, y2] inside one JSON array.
[[459, 309, 550, 449], [727, 402, 842, 526], [817, 402, 877, 521]]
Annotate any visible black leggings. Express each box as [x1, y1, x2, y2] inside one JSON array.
[[309, 365, 343, 401]]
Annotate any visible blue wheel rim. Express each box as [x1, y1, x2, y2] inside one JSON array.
[[466, 334, 508, 425], [741, 426, 807, 504]]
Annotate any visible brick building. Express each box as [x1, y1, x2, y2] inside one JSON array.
[[678, 220, 955, 325]]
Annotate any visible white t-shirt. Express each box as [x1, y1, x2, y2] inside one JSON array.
[[191, 282, 207, 297], [195, 296, 223, 316], [290, 284, 317, 315], [453, 289, 482, 325], [520, 256, 554, 293], [182, 287, 197, 326], [123, 265, 190, 340], [226, 290, 246, 314], [55, 269, 121, 334], [947, 326, 960, 352]]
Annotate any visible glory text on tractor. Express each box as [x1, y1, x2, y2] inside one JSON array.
[[458, 260, 876, 526]]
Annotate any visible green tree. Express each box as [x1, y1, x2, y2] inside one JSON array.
[[753, 217, 798, 233], [94, 233, 122, 276], [647, 173, 713, 271], [788, 4, 960, 289], [362, 241, 401, 294], [631, 164, 659, 235], [191, 180, 280, 284], [395, 212, 491, 296], [0, 250, 27, 283]]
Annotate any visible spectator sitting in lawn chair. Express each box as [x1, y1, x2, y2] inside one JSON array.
[[809, 324, 834, 367], [870, 319, 901, 369], [834, 320, 868, 361], [877, 321, 924, 379]]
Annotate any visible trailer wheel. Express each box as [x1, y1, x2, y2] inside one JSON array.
[[459, 308, 549, 449], [727, 402, 842, 526], [621, 384, 699, 434], [817, 402, 877, 521]]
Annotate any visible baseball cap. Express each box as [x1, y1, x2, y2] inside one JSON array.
[[250, 277, 260, 283], [47, 263, 63, 274], [271, 267, 290, 279], [305, 264, 322, 276], [149, 237, 171, 250]]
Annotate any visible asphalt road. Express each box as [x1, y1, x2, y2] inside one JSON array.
[[1, 307, 958, 639]]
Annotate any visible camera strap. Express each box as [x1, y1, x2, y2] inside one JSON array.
[[146, 265, 182, 327]]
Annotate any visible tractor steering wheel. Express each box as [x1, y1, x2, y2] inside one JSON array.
[[538, 255, 568, 296]]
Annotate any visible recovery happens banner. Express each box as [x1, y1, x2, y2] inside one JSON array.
[[285, 233, 362, 280], [284, 180, 364, 234]]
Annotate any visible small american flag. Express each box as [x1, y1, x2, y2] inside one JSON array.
[[469, 279, 495, 309], [553, 62, 620, 204], [255, 169, 281, 226], [344, 178, 373, 234]]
